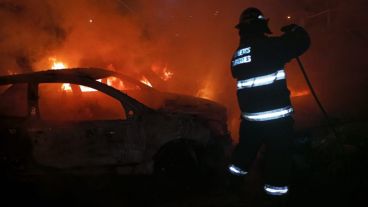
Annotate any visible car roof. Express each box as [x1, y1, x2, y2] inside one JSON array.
[[0, 68, 115, 83], [0, 68, 151, 89], [0, 68, 154, 112]]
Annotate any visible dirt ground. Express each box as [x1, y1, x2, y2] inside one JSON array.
[[1, 172, 364, 207], [1, 121, 367, 207]]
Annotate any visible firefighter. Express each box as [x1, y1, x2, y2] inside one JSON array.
[[228, 7, 310, 198]]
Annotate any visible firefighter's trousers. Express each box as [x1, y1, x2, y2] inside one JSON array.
[[231, 116, 294, 187]]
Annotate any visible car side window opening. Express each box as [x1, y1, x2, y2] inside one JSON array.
[[0, 84, 28, 117], [38, 83, 126, 121]]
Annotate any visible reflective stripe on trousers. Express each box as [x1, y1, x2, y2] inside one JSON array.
[[242, 106, 293, 122], [228, 164, 248, 176], [237, 69, 285, 90], [264, 184, 289, 196]]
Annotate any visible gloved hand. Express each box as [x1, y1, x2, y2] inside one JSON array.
[[281, 24, 300, 33]]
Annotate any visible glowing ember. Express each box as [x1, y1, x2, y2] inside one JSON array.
[[140, 76, 153, 87]]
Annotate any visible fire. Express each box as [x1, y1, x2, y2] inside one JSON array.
[[151, 64, 174, 81], [50, 57, 68, 70], [140, 76, 153, 87], [197, 89, 214, 100], [61, 83, 72, 91], [106, 77, 128, 90], [49, 57, 96, 92], [50, 57, 72, 91], [162, 67, 174, 81], [79, 79, 101, 92], [196, 80, 215, 100], [48, 57, 146, 92]]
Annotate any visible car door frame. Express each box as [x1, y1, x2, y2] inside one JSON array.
[[26, 77, 150, 172]]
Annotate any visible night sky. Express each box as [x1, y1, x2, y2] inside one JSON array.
[[0, 0, 367, 140]]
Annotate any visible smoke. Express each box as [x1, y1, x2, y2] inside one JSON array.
[[0, 0, 243, 138], [0, 0, 66, 72], [1, 0, 367, 140]]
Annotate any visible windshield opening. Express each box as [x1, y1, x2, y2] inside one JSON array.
[[100, 76, 165, 110]]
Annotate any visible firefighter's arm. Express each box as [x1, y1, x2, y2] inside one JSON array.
[[280, 24, 311, 60]]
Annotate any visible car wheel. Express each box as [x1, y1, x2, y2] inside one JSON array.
[[153, 140, 203, 186]]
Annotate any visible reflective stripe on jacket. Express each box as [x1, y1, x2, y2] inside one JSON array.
[[231, 28, 310, 116]]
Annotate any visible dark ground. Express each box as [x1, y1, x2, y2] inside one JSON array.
[[1, 121, 368, 207]]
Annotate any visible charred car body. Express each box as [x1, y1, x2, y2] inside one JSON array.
[[0, 68, 231, 179]]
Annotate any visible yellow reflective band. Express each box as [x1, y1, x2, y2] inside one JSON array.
[[237, 70, 285, 90], [242, 106, 293, 121]]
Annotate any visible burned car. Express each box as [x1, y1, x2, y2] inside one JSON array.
[[0, 68, 231, 179]]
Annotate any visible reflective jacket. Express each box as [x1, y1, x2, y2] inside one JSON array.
[[231, 27, 310, 121]]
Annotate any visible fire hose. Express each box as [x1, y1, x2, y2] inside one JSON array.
[[296, 57, 340, 140]]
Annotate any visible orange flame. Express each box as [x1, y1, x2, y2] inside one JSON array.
[[196, 81, 215, 100], [79, 79, 101, 92], [50, 57, 68, 70], [140, 76, 153, 87], [61, 83, 72, 91], [49, 57, 100, 92], [106, 77, 128, 90], [151, 64, 174, 81], [50, 57, 72, 92], [162, 67, 174, 81], [49, 57, 145, 92]]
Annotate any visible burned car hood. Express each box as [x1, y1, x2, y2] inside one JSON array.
[[158, 92, 227, 122]]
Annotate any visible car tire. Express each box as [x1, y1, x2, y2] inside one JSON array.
[[153, 139, 203, 187]]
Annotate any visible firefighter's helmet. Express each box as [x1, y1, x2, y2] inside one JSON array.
[[235, 7, 272, 34]]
